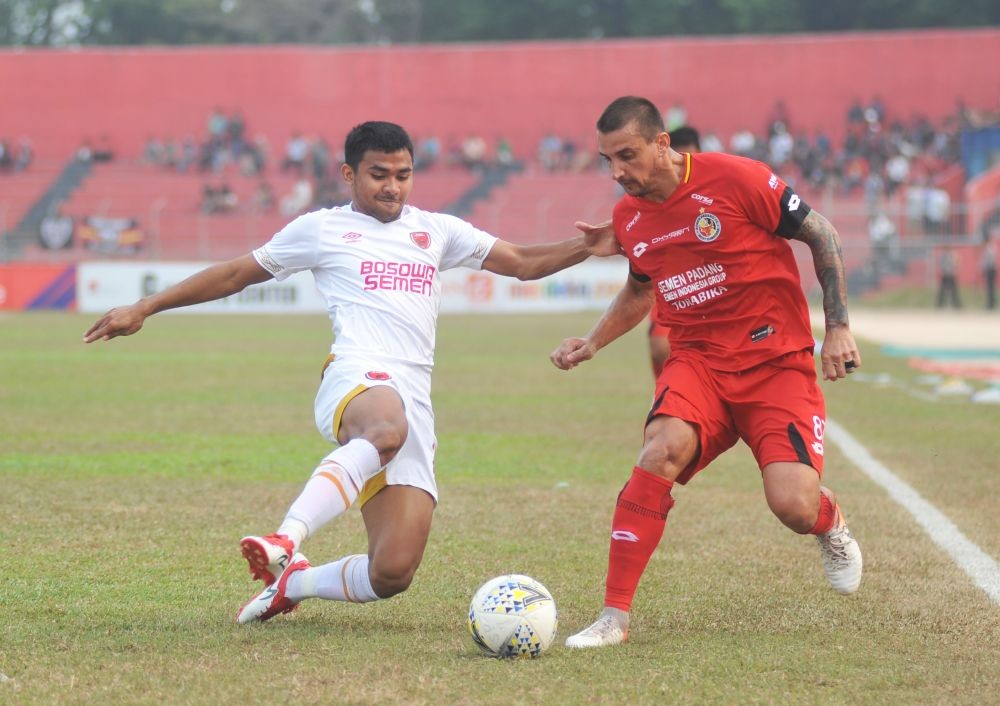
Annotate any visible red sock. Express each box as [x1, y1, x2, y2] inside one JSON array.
[[808, 491, 836, 535], [604, 466, 675, 611]]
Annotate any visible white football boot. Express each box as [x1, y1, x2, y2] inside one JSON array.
[[240, 533, 295, 586], [816, 504, 863, 594], [564, 610, 629, 649], [236, 553, 311, 624]]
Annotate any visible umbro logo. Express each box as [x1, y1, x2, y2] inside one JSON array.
[[343, 232, 363, 241]]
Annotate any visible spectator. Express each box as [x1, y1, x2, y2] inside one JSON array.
[[414, 135, 440, 170], [310, 137, 332, 181], [766, 100, 791, 138], [884, 151, 910, 195], [176, 136, 197, 173], [700, 132, 724, 153], [537, 133, 563, 171], [664, 101, 687, 131], [207, 107, 228, 140], [143, 136, 165, 166], [282, 132, 309, 174], [868, 210, 899, 280], [936, 246, 962, 309], [729, 129, 755, 157], [93, 134, 115, 162], [461, 134, 487, 171], [280, 177, 313, 217], [768, 124, 794, 167], [202, 182, 238, 214], [924, 185, 951, 235], [982, 239, 997, 310], [251, 180, 276, 213], [495, 136, 515, 167], [76, 138, 94, 163], [14, 137, 32, 171]]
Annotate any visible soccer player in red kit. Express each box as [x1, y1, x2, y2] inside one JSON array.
[[551, 96, 863, 648]]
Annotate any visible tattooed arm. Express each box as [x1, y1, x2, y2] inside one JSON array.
[[791, 210, 862, 381]]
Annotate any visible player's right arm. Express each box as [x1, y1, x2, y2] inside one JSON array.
[[82, 254, 272, 342], [550, 273, 654, 370]]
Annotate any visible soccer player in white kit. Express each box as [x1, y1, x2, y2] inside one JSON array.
[[83, 121, 619, 624]]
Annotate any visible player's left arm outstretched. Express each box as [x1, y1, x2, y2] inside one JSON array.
[[483, 220, 619, 280], [83, 254, 272, 343], [791, 210, 862, 381]]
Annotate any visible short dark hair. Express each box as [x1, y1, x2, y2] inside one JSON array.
[[344, 121, 414, 170], [597, 96, 665, 141], [669, 126, 701, 152]]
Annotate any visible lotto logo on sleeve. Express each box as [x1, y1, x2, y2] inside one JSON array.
[[365, 371, 391, 381]]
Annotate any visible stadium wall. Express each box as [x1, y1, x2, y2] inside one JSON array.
[[3, 28, 998, 161]]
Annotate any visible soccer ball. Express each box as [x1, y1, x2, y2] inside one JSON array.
[[467, 574, 558, 659]]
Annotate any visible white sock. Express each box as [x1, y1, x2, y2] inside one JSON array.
[[281, 439, 382, 540], [275, 518, 308, 552], [601, 606, 630, 629], [286, 554, 380, 603]]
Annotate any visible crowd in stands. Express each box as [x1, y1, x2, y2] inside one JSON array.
[[0, 137, 34, 172], [69, 96, 1000, 232], [702, 97, 981, 204]]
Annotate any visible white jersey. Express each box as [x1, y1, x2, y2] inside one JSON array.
[[253, 203, 498, 367]]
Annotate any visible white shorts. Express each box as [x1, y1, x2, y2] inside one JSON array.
[[314, 354, 438, 504]]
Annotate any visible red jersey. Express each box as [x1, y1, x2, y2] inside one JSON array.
[[614, 152, 814, 372]]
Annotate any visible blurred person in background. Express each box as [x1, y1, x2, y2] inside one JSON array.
[[551, 96, 862, 649], [936, 245, 962, 309], [982, 239, 997, 310]]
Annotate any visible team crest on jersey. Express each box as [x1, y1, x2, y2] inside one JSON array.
[[365, 371, 392, 381], [694, 212, 722, 242], [410, 231, 431, 249], [342, 232, 363, 242]]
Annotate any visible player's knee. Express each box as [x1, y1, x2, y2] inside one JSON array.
[[768, 493, 817, 533], [638, 430, 696, 478], [364, 421, 408, 465], [369, 557, 418, 598]]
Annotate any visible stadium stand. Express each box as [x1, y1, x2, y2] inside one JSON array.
[[0, 162, 62, 234], [2, 28, 997, 298]]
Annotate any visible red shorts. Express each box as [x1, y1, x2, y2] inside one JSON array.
[[650, 348, 826, 484]]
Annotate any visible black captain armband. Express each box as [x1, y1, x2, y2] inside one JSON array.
[[775, 185, 812, 238]]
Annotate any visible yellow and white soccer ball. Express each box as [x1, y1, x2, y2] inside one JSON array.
[[467, 574, 558, 659]]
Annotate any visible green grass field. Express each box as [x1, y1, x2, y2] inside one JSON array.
[[1, 312, 998, 705]]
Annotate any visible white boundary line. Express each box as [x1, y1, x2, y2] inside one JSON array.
[[826, 419, 1000, 604]]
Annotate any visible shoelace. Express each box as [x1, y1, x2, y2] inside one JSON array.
[[819, 528, 853, 566], [582, 614, 623, 638]]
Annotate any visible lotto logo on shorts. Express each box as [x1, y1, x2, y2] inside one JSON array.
[[365, 371, 391, 381]]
